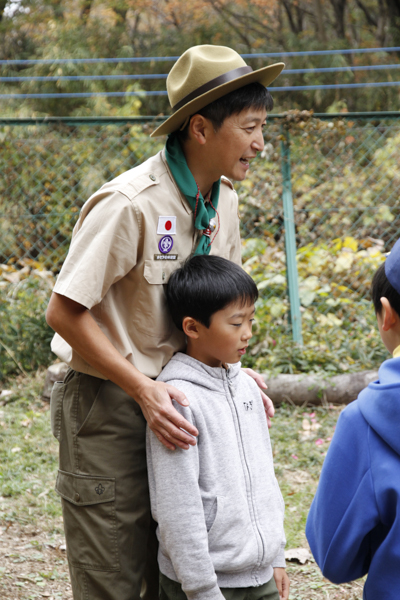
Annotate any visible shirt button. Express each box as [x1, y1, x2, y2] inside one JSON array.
[[162, 271, 166, 281], [74, 492, 80, 502], [149, 174, 156, 181]]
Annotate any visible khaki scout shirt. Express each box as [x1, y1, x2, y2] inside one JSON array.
[[51, 149, 242, 380]]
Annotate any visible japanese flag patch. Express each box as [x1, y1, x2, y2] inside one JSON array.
[[157, 216, 176, 235]]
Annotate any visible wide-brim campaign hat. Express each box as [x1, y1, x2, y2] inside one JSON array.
[[151, 45, 285, 137]]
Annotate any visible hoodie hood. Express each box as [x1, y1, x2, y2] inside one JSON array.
[[359, 356, 400, 455], [158, 352, 241, 394]]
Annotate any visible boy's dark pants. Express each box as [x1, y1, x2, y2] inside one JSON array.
[[160, 574, 280, 600], [50, 369, 159, 600]]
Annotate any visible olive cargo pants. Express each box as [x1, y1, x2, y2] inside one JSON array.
[[50, 369, 159, 600], [160, 574, 280, 600]]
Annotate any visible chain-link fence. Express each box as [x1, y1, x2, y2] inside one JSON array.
[[1, 112, 400, 374]]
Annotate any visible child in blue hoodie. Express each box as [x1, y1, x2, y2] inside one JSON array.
[[306, 238, 400, 600]]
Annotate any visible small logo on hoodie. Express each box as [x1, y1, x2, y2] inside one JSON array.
[[243, 401, 253, 411]]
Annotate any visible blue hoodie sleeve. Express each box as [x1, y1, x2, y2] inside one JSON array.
[[306, 401, 380, 584]]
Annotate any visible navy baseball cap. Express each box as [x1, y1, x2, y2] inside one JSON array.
[[385, 238, 400, 295]]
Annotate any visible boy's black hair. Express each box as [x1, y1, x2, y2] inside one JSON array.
[[371, 262, 400, 316], [167, 255, 258, 331], [178, 82, 273, 141]]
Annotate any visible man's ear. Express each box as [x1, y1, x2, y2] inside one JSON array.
[[380, 297, 398, 331], [182, 316, 201, 339], [189, 115, 212, 146]]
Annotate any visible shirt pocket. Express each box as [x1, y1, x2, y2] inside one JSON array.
[[133, 259, 181, 338], [143, 259, 181, 285]]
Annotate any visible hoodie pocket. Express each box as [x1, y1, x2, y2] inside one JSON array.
[[207, 494, 258, 572], [206, 496, 222, 533]]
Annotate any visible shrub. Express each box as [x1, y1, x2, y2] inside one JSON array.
[[0, 261, 54, 380]]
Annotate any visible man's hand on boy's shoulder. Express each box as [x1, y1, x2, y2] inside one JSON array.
[[137, 379, 198, 451], [241, 367, 275, 428], [273, 568, 290, 600]]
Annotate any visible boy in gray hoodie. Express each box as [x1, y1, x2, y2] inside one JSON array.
[[146, 255, 289, 600]]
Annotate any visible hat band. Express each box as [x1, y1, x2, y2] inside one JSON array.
[[171, 65, 253, 113]]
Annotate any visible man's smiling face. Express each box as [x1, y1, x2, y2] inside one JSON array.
[[205, 107, 267, 182]]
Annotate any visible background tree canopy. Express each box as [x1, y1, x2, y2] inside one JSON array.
[[1, 0, 400, 117]]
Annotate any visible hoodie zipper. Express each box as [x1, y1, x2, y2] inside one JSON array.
[[224, 367, 265, 579]]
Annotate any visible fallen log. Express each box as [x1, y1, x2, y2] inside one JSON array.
[[262, 370, 379, 406], [42, 362, 68, 401], [42, 362, 378, 407]]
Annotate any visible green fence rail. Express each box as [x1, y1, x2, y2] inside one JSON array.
[[1, 112, 400, 375]]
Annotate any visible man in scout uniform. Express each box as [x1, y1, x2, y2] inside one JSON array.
[[46, 45, 284, 600]]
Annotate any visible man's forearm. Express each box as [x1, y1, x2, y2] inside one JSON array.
[[46, 292, 198, 449], [46, 292, 149, 399]]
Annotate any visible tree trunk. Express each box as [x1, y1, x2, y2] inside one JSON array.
[[329, 0, 347, 38], [80, 0, 93, 22], [313, 0, 327, 42], [50, 0, 65, 20], [295, 3, 304, 32], [0, 0, 8, 21], [282, 0, 301, 33], [114, 6, 128, 22], [354, 0, 377, 26], [262, 370, 378, 406], [385, 0, 400, 47], [377, 0, 389, 45]]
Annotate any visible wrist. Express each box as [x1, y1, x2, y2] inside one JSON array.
[[131, 373, 155, 406]]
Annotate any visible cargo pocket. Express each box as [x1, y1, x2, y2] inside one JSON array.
[[56, 470, 120, 571], [50, 381, 65, 442]]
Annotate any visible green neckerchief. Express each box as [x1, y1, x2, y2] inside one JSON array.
[[165, 133, 220, 256]]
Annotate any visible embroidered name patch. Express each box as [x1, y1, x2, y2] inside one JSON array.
[[154, 254, 178, 261]]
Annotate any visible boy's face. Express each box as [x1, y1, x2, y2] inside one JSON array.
[[191, 300, 255, 368]]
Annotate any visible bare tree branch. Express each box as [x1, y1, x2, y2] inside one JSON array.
[[209, 0, 253, 50], [354, 0, 377, 27], [282, 0, 301, 33]]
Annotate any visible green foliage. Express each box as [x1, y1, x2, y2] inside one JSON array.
[[241, 235, 388, 375], [269, 404, 340, 547], [1, 114, 399, 378], [237, 114, 400, 249], [0, 262, 55, 380], [1, 0, 400, 117], [0, 122, 163, 267], [0, 371, 61, 529]]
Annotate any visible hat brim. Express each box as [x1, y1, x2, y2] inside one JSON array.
[[150, 62, 285, 137]]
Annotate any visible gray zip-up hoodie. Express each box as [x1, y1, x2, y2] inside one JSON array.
[[146, 353, 286, 600]]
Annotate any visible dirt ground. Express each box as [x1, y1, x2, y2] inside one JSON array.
[[0, 521, 364, 600], [0, 522, 72, 600], [0, 377, 365, 600]]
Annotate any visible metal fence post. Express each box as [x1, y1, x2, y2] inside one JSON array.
[[280, 124, 303, 345]]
